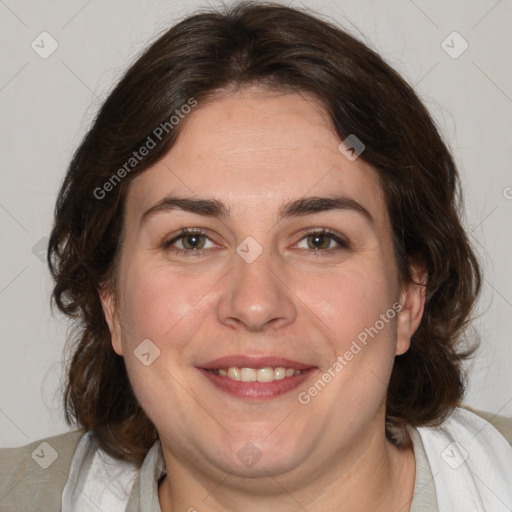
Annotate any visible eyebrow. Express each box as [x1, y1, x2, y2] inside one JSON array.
[[140, 194, 373, 226]]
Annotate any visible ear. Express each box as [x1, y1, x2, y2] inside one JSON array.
[[396, 268, 427, 356], [98, 283, 123, 356]]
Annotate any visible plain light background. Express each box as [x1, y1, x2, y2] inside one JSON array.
[[0, 0, 511, 448]]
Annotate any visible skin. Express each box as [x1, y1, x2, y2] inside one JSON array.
[[101, 85, 425, 512]]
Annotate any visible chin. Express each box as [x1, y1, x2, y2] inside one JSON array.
[[223, 453, 304, 481], [215, 436, 310, 479]]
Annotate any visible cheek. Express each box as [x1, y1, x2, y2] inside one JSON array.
[[118, 260, 212, 347], [116, 263, 209, 430], [301, 260, 398, 348], [297, 265, 400, 418]]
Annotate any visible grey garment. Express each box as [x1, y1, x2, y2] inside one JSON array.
[[124, 427, 438, 512], [0, 429, 85, 512], [125, 440, 166, 512], [409, 426, 439, 512]]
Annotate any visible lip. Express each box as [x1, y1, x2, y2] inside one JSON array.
[[197, 367, 316, 400], [197, 355, 317, 401], [199, 355, 313, 371]]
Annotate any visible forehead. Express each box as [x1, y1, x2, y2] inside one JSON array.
[[125, 86, 387, 225]]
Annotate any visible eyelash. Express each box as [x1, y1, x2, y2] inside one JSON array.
[[162, 228, 350, 257]]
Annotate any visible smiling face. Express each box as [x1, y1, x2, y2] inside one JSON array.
[[101, 85, 424, 485]]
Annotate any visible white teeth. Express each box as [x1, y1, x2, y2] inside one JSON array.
[[211, 366, 303, 382], [227, 367, 240, 381], [256, 367, 274, 382], [240, 368, 257, 382], [274, 367, 286, 380]]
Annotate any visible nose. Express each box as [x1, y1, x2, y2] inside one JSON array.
[[216, 246, 297, 332]]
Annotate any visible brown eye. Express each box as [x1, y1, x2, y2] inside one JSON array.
[[296, 230, 349, 252], [162, 229, 215, 256], [306, 233, 332, 250], [180, 233, 206, 250]]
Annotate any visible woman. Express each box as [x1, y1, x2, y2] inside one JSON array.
[[1, 2, 511, 511]]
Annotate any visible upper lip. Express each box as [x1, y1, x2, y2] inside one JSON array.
[[199, 355, 314, 370]]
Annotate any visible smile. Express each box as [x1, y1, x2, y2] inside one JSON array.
[[198, 355, 316, 400]]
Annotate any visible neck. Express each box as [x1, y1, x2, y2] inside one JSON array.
[[158, 425, 416, 512]]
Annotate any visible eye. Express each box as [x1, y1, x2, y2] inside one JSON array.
[[162, 229, 216, 256], [295, 229, 349, 252], [162, 228, 350, 258]]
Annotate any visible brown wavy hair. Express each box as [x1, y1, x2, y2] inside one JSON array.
[[48, 1, 481, 465]]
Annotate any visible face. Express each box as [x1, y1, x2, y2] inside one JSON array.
[[101, 86, 424, 482]]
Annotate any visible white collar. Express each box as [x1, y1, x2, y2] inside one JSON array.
[[415, 407, 512, 511]]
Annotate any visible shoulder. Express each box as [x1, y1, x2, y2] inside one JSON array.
[[413, 405, 512, 510], [0, 429, 85, 511], [432, 404, 512, 458], [460, 403, 512, 446]]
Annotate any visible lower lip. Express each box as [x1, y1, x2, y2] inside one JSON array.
[[197, 368, 316, 400]]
